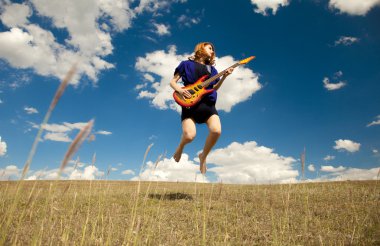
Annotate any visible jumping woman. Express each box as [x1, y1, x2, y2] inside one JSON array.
[[170, 42, 234, 174]]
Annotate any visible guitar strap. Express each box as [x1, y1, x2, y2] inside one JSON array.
[[206, 65, 211, 74]]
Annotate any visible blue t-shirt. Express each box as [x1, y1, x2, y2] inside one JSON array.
[[174, 60, 220, 102]]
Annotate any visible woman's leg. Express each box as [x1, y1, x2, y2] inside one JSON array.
[[199, 114, 221, 174], [173, 118, 196, 162]]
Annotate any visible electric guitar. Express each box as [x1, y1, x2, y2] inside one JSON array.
[[173, 56, 255, 108]]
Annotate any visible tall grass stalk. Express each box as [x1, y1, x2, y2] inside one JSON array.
[[22, 64, 77, 180], [123, 143, 153, 245], [143, 153, 163, 202], [58, 119, 94, 178], [61, 191, 78, 243], [301, 147, 305, 181], [80, 180, 93, 246], [12, 180, 39, 242]]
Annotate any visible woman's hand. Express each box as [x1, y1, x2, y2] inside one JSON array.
[[213, 67, 234, 91], [178, 88, 192, 99], [224, 67, 234, 77], [171, 73, 191, 98]]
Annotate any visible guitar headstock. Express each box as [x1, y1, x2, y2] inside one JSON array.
[[239, 56, 255, 65]]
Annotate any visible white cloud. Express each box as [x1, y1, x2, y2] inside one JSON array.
[[96, 0, 135, 31], [96, 130, 112, 135], [323, 155, 335, 161], [134, 0, 187, 14], [0, 165, 21, 180], [336, 167, 379, 180], [206, 141, 299, 184], [0, 3, 31, 27], [30, 121, 93, 142], [0, 0, 185, 85], [319, 165, 378, 181], [25, 175, 37, 180], [143, 73, 155, 82], [135, 46, 261, 112], [131, 154, 208, 183], [68, 159, 85, 168], [334, 139, 361, 153], [44, 132, 71, 142], [323, 77, 346, 91], [334, 36, 359, 46], [135, 45, 189, 110], [20, 164, 104, 180], [153, 23, 170, 36], [373, 149, 379, 154], [334, 71, 343, 78], [7, 73, 31, 89], [329, 0, 380, 16], [308, 164, 315, 172], [69, 165, 104, 180], [321, 165, 346, 172], [0, 98, 3, 104], [24, 106, 38, 114], [367, 115, 380, 127], [137, 90, 156, 99], [122, 169, 135, 175], [0, 137, 7, 156], [177, 14, 201, 28], [250, 0, 289, 16], [215, 56, 262, 112], [135, 83, 148, 90]]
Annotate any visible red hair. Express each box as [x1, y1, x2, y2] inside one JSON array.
[[190, 42, 216, 65]]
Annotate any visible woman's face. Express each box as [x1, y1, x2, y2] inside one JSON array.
[[204, 44, 214, 58]]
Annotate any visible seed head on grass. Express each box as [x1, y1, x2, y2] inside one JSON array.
[[151, 153, 164, 175], [88, 134, 96, 142], [91, 152, 96, 167], [21, 64, 77, 180], [301, 147, 306, 181], [58, 119, 94, 178], [106, 165, 111, 178], [139, 143, 154, 176], [73, 157, 80, 170]]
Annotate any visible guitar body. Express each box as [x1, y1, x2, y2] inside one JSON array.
[[173, 75, 214, 108]]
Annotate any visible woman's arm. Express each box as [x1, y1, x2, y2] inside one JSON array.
[[213, 67, 234, 91], [170, 73, 192, 98]]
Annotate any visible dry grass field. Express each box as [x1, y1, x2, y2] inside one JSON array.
[[0, 180, 379, 245]]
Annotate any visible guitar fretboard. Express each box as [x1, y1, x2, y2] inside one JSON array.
[[201, 62, 240, 88]]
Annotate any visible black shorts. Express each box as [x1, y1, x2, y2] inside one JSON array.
[[181, 97, 218, 124]]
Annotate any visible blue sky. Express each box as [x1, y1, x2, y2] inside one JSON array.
[[0, 0, 379, 183]]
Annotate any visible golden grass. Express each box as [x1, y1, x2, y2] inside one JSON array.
[[0, 180, 379, 245]]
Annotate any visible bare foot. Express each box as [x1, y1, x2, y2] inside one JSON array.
[[199, 153, 207, 174], [173, 147, 183, 162]]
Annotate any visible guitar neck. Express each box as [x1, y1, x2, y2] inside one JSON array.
[[201, 62, 241, 88]]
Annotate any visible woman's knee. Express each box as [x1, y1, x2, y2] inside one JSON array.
[[210, 127, 221, 136], [181, 118, 196, 143], [207, 115, 221, 136], [183, 131, 196, 142]]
